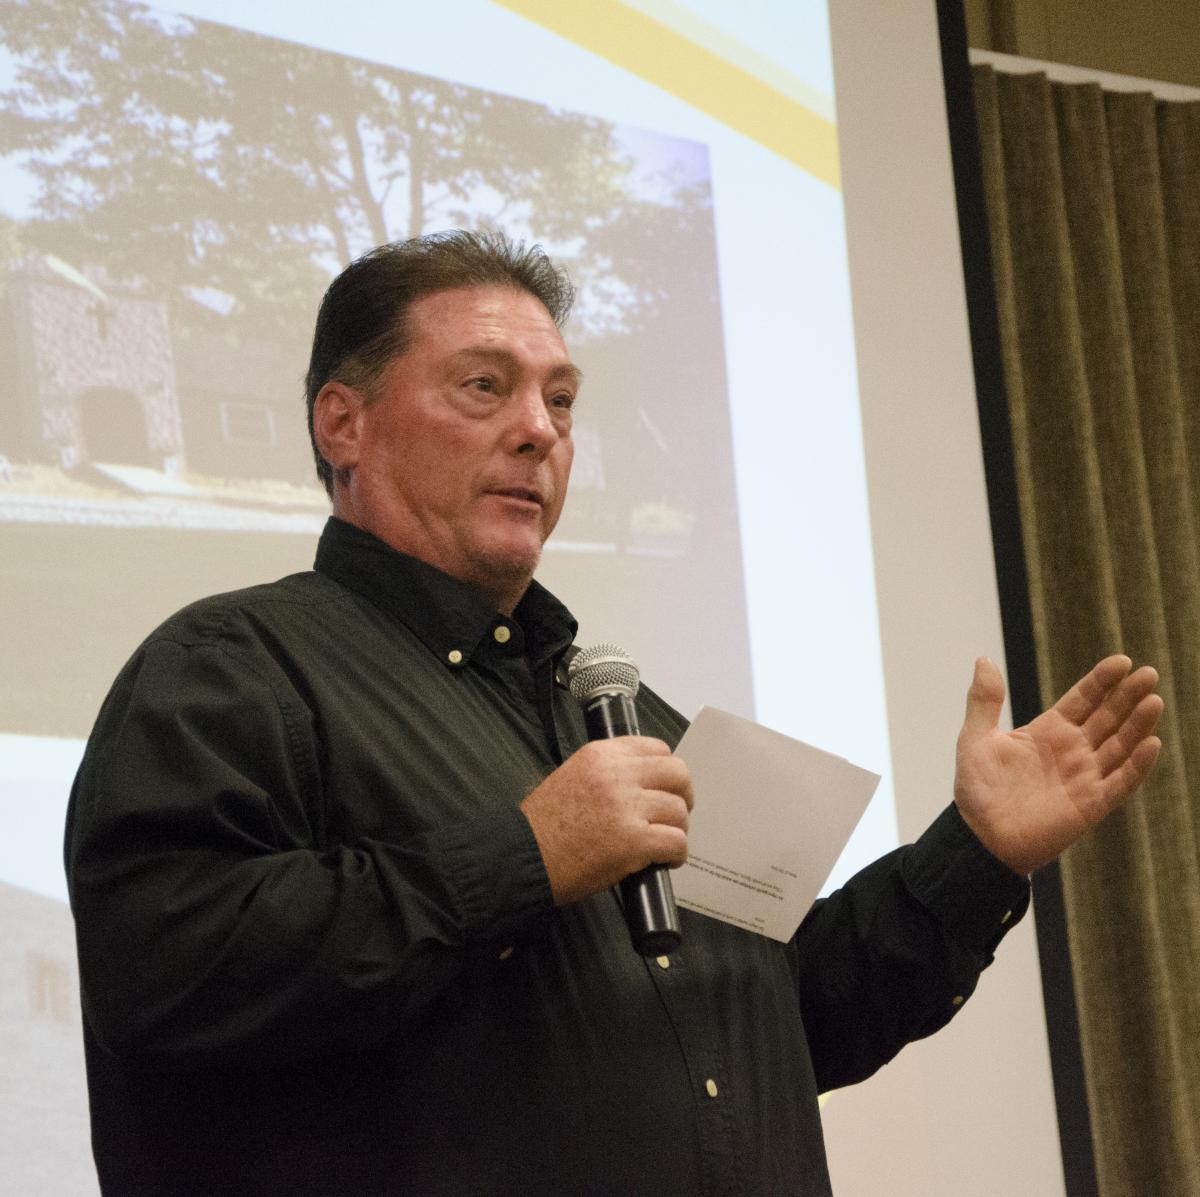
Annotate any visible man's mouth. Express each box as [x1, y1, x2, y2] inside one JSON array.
[[489, 487, 543, 507]]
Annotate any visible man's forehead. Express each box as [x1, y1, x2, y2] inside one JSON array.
[[409, 284, 555, 329], [405, 285, 574, 365]]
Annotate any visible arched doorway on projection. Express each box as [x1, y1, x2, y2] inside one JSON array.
[[77, 387, 156, 467]]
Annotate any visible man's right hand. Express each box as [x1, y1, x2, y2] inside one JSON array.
[[519, 737, 693, 906]]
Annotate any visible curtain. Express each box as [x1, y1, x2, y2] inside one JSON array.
[[972, 64, 1200, 1193]]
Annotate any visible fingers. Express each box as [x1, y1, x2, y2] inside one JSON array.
[[620, 783, 690, 869], [642, 788, 690, 830], [1082, 665, 1160, 748], [581, 736, 693, 809], [1102, 735, 1163, 805], [641, 820, 690, 869], [1054, 655, 1134, 724], [616, 749, 692, 862], [959, 657, 1006, 743], [609, 735, 673, 757], [1094, 691, 1165, 777], [636, 755, 694, 811]]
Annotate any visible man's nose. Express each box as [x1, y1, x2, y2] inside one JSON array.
[[509, 387, 558, 457]]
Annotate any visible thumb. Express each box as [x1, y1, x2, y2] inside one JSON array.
[[959, 656, 1006, 746]]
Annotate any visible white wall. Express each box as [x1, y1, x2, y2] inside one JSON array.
[[821, 4, 1065, 1193]]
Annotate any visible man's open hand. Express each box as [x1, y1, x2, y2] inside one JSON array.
[[520, 737, 693, 906], [954, 655, 1163, 875]]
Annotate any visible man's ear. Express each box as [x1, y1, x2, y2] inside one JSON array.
[[313, 381, 366, 481]]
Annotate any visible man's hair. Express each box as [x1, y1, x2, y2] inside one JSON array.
[[304, 229, 575, 496]]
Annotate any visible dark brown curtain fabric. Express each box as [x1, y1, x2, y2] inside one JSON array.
[[972, 64, 1200, 1193]]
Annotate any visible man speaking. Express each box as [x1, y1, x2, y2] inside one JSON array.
[[65, 231, 1162, 1195]]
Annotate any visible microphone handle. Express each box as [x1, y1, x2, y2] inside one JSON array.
[[583, 693, 682, 957]]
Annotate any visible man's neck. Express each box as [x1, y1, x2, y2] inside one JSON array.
[[328, 503, 531, 616]]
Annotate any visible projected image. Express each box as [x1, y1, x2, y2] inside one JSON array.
[[0, 0, 750, 743], [0, 0, 727, 555], [0, 3, 881, 1191]]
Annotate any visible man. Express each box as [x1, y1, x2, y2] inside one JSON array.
[[66, 231, 1162, 1195]]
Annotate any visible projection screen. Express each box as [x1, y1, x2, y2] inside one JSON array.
[[0, 2, 1063, 1192]]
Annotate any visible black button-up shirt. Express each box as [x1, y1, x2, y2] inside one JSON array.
[[66, 517, 1029, 1195]]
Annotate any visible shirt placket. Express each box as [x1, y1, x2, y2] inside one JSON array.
[[548, 678, 744, 1195], [640, 947, 743, 1195]]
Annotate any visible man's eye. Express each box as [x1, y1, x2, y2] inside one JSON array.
[[470, 377, 494, 393], [551, 392, 575, 411]]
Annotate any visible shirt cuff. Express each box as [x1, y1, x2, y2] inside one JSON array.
[[901, 804, 1031, 956], [438, 807, 556, 945]]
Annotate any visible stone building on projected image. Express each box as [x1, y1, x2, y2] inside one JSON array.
[[0, 258, 314, 487], [0, 258, 184, 474]]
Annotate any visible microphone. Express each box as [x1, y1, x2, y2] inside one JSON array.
[[568, 644, 682, 957]]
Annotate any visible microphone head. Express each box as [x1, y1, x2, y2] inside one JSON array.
[[568, 643, 640, 704]]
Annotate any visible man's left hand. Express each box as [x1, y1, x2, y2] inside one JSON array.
[[954, 655, 1163, 875]]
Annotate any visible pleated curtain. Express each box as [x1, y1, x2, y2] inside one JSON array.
[[971, 64, 1200, 1193]]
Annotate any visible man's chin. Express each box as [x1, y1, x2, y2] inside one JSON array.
[[465, 539, 544, 602]]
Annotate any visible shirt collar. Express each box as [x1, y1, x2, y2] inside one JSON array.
[[313, 517, 577, 670]]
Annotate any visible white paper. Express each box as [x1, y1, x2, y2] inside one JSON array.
[[671, 706, 880, 942]]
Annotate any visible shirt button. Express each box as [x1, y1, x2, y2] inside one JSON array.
[[493, 625, 511, 644], [655, 955, 670, 970], [705, 1079, 719, 1098], [447, 649, 463, 665], [951, 995, 965, 1006], [1000, 909, 1013, 925], [498, 946, 514, 961]]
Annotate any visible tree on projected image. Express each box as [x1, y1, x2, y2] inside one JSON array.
[[0, 0, 709, 345], [0, 0, 721, 538], [0, 0, 751, 744]]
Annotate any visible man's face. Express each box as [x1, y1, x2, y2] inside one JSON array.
[[345, 285, 578, 607]]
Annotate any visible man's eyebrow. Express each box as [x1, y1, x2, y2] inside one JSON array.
[[445, 346, 583, 388], [549, 362, 584, 390]]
